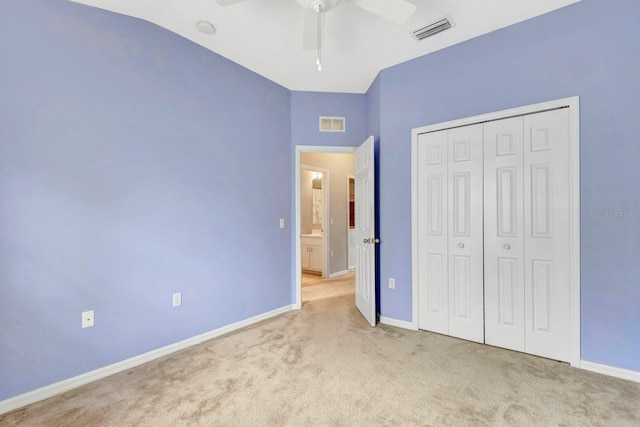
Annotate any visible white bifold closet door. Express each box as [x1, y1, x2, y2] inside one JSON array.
[[483, 116, 526, 352], [523, 109, 571, 361], [484, 109, 571, 362], [417, 124, 484, 343], [418, 107, 571, 363]]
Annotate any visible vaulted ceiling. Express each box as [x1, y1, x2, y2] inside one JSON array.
[[69, 0, 581, 93]]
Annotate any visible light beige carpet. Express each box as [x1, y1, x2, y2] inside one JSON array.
[[301, 271, 355, 301], [2, 273, 639, 426], [301, 271, 326, 287]]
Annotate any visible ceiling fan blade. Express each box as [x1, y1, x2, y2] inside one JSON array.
[[349, 0, 416, 25], [215, 0, 248, 5], [302, 8, 324, 51]]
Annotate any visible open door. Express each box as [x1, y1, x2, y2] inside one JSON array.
[[355, 136, 377, 327]]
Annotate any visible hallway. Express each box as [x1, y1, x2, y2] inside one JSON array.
[[301, 271, 355, 304]]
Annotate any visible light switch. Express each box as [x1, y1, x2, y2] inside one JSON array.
[[280, 219, 285, 228]]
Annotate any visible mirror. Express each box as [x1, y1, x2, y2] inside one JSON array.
[[312, 174, 323, 226]]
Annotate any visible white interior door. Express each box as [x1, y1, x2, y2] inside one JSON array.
[[484, 116, 526, 352], [355, 136, 377, 327], [447, 124, 484, 343]]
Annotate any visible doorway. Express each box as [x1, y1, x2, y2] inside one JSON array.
[[294, 146, 356, 309], [295, 137, 377, 327]]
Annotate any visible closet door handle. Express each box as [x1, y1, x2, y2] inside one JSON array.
[[458, 243, 465, 249], [363, 238, 370, 244], [504, 244, 511, 250]]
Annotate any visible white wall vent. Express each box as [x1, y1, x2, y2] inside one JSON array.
[[319, 116, 346, 132], [413, 16, 453, 41]]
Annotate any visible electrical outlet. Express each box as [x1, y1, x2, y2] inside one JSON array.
[[389, 278, 396, 289], [82, 310, 94, 328], [172, 292, 182, 307]]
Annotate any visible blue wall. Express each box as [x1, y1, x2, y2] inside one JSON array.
[[2, 0, 639, 405], [0, 0, 291, 400], [373, 0, 640, 371], [290, 91, 366, 148]]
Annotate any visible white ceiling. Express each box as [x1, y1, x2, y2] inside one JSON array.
[[69, 0, 580, 93]]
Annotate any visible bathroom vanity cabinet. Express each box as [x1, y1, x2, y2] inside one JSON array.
[[301, 234, 323, 274]]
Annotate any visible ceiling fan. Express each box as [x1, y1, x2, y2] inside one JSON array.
[[215, 0, 417, 70]]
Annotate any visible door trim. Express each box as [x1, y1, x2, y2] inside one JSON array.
[[294, 145, 357, 310], [411, 96, 581, 367]]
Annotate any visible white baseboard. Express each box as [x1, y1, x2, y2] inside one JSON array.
[[0, 304, 295, 416], [379, 316, 419, 331], [580, 360, 640, 383], [329, 270, 349, 278]]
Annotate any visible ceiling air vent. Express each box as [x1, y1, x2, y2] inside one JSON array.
[[413, 17, 453, 41]]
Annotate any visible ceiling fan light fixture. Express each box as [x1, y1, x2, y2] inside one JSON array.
[[311, 0, 326, 71]]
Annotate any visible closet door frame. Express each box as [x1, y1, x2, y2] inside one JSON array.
[[411, 96, 581, 368]]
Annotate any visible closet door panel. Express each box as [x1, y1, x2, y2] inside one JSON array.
[[417, 131, 449, 333], [484, 117, 526, 352], [447, 124, 484, 343], [523, 109, 571, 362], [497, 257, 518, 326]]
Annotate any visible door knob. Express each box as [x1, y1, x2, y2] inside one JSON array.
[[373, 238, 380, 244], [363, 238, 370, 244], [504, 244, 511, 250], [458, 243, 464, 248]]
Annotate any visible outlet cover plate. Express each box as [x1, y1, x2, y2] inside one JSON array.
[[172, 292, 182, 307], [82, 310, 94, 328]]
